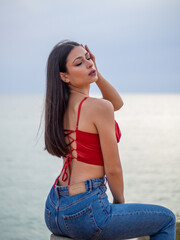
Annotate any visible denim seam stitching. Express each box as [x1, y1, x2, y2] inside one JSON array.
[[55, 199, 63, 235], [98, 195, 108, 216], [112, 210, 174, 217], [45, 208, 51, 230], [48, 194, 57, 209]]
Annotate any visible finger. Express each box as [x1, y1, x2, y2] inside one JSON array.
[[85, 45, 92, 55], [85, 44, 95, 59], [85, 44, 89, 51]]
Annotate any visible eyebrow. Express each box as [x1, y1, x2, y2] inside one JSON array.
[[72, 51, 89, 63]]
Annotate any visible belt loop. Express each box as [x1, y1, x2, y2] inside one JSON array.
[[105, 176, 107, 185], [55, 187, 60, 199], [87, 179, 91, 191], [89, 179, 92, 191]]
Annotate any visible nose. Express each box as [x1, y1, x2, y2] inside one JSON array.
[[86, 59, 93, 68]]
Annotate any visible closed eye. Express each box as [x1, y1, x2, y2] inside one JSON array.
[[76, 62, 82, 66], [75, 56, 91, 66]]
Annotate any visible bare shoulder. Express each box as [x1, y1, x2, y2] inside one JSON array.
[[87, 97, 113, 113], [85, 97, 114, 121]]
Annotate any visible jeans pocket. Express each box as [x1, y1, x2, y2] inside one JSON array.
[[63, 205, 101, 240]]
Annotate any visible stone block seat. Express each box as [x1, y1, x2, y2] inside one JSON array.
[[50, 234, 73, 240], [50, 234, 146, 240]]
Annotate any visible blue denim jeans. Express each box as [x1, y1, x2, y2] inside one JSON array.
[[44, 177, 176, 240]]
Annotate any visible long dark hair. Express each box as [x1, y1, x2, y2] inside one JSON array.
[[45, 40, 80, 157]]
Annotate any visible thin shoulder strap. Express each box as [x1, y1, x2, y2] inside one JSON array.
[[76, 97, 88, 129]]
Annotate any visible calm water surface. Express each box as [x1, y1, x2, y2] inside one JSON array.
[[0, 94, 179, 240]]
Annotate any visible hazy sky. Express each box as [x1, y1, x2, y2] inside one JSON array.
[[0, 0, 180, 93]]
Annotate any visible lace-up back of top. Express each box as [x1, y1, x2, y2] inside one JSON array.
[[53, 97, 121, 189]]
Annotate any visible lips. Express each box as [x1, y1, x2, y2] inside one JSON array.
[[88, 69, 96, 76]]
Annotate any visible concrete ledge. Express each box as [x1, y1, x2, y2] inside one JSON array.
[[50, 234, 149, 240], [50, 234, 73, 240]]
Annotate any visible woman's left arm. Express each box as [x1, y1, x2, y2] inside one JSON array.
[[85, 45, 124, 111]]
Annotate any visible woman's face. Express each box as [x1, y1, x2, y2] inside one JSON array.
[[62, 46, 98, 88]]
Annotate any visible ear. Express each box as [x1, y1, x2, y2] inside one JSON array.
[[59, 72, 70, 83]]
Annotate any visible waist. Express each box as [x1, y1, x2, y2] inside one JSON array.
[[54, 177, 106, 197]]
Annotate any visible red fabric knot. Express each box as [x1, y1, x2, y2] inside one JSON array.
[[61, 155, 72, 184], [52, 155, 72, 197]]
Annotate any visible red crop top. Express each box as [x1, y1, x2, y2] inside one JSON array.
[[53, 97, 121, 192]]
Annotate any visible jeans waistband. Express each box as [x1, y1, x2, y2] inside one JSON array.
[[54, 177, 106, 197]]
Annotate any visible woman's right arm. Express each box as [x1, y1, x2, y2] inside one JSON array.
[[92, 98, 125, 204], [84, 45, 123, 111]]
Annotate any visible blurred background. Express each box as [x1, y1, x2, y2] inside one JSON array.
[[0, 0, 180, 239]]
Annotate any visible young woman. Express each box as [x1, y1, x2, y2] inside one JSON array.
[[44, 40, 176, 240]]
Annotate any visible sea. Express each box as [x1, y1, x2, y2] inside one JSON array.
[[0, 94, 179, 240]]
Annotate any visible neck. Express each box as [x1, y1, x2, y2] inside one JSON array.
[[69, 86, 90, 97]]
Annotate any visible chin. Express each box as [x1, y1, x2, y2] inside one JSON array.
[[93, 75, 98, 82]]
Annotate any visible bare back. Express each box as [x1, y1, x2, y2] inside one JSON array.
[[58, 96, 105, 186]]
